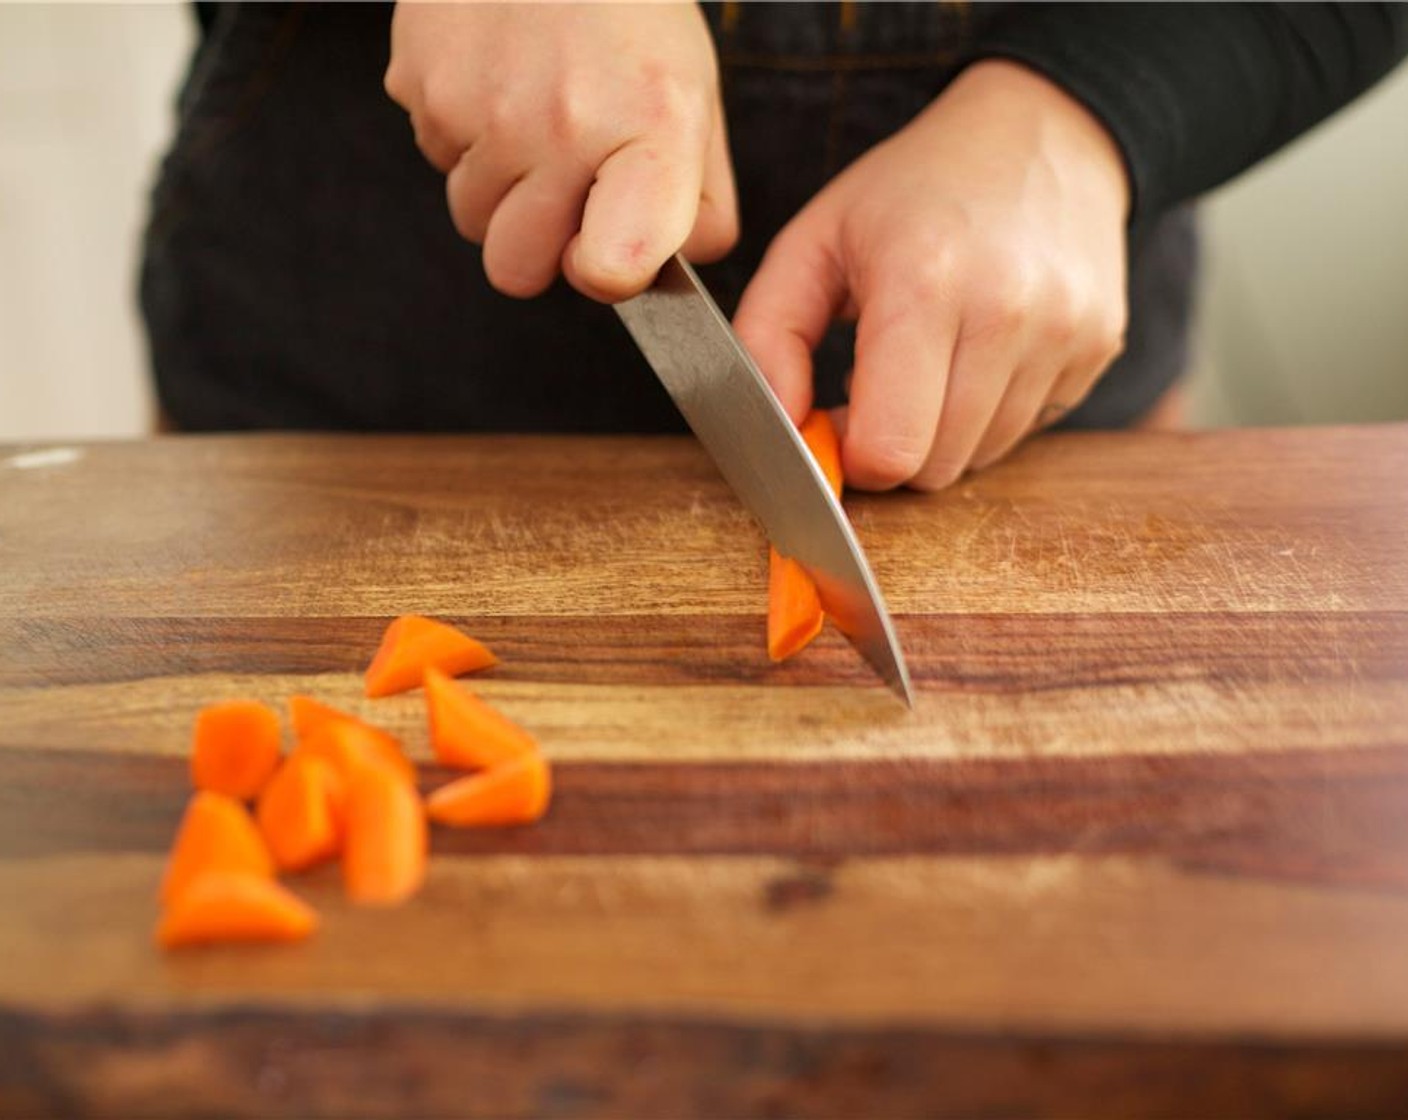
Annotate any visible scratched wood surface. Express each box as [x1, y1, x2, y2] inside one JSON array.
[[2, 428, 1407, 1118]]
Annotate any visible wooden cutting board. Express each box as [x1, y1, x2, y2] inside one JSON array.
[[2, 427, 1407, 1118]]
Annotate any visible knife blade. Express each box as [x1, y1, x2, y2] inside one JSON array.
[[615, 255, 913, 707]]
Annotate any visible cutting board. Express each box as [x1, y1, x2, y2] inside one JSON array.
[[2, 427, 1407, 1117]]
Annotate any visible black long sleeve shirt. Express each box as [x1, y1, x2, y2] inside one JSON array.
[[971, 3, 1408, 227]]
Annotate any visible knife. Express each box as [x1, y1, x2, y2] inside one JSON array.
[[615, 254, 914, 707]]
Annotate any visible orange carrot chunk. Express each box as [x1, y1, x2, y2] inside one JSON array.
[[767, 548, 824, 662], [364, 615, 497, 698], [161, 791, 274, 906], [343, 761, 427, 906], [427, 753, 552, 828], [424, 667, 536, 770], [256, 753, 345, 872], [190, 699, 282, 800], [295, 719, 417, 788], [156, 871, 317, 950], [799, 409, 843, 499]]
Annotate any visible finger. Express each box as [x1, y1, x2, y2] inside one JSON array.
[[409, 116, 463, 174], [902, 261, 1046, 490], [481, 164, 593, 298], [731, 217, 847, 424], [909, 307, 1033, 490], [968, 356, 1065, 470], [682, 104, 739, 264], [842, 271, 960, 491], [563, 133, 706, 302], [445, 142, 525, 245], [1026, 325, 1124, 438]]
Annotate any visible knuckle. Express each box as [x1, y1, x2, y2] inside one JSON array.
[[382, 63, 409, 106], [898, 241, 962, 307], [1042, 279, 1083, 348], [1087, 305, 1128, 368], [480, 93, 517, 143], [484, 257, 549, 300], [635, 68, 710, 136], [546, 84, 593, 145], [445, 179, 485, 243], [912, 458, 966, 493], [418, 75, 463, 138], [970, 258, 1038, 337], [851, 436, 929, 489]]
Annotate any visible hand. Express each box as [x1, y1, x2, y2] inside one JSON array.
[[384, 1, 738, 301], [733, 59, 1130, 491]]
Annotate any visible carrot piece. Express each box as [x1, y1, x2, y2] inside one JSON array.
[[764, 409, 841, 663], [424, 667, 536, 770], [256, 753, 346, 872], [799, 409, 843, 499], [295, 719, 417, 788], [364, 615, 497, 698], [766, 548, 825, 662], [426, 753, 552, 828], [288, 695, 360, 741], [156, 871, 317, 950], [343, 761, 427, 906], [160, 791, 274, 906], [190, 699, 282, 800]]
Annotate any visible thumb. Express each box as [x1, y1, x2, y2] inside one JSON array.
[[732, 215, 846, 426]]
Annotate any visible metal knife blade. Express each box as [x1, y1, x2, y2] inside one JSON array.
[[615, 255, 913, 707]]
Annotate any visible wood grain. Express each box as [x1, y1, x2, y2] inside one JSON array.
[[2, 427, 1407, 1117]]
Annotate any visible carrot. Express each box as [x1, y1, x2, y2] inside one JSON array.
[[156, 871, 317, 950], [767, 548, 825, 662], [364, 615, 497, 698], [424, 667, 536, 770], [256, 753, 345, 872], [190, 699, 282, 800], [160, 791, 274, 906], [343, 760, 427, 905], [295, 719, 417, 787], [799, 409, 843, 499], [288, 695, 364, 741], [765, 410, 843, 663], [426, 753, 552, 828]]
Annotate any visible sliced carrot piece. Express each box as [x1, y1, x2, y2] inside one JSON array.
[[764, 410, 841, 663], [156, 871, 317, 950], [427, 753, 552, 828], [190, 699, 282, 800], [364, 615, 497, 698], [424, 667, 536, 770], [288, 695, 358, 741], [295, 719, 417, 788], [256, 753, 345, 872], [800, 409, 843, 499], [344, 761, 427, 906], [161, 791, 274, 906], [767, 548, 825, 662]]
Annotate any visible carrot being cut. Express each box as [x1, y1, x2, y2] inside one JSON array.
[[799, 409, 843, 499], [190, 699, 282, 800], [767, 548, 825, 662], [256, 753, 345, 872], [427, 753, 552, 828], [295, 719, 417, 788], [765, 410, 843, 663], [364, 615, 497, 698], [161, 791, 274, 906], [424, 667, 536, 770], [156, 871, 317, 950], [343, 761, 427, 905]]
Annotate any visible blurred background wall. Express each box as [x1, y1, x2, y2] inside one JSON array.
[[1, 3, 1405, 442]]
